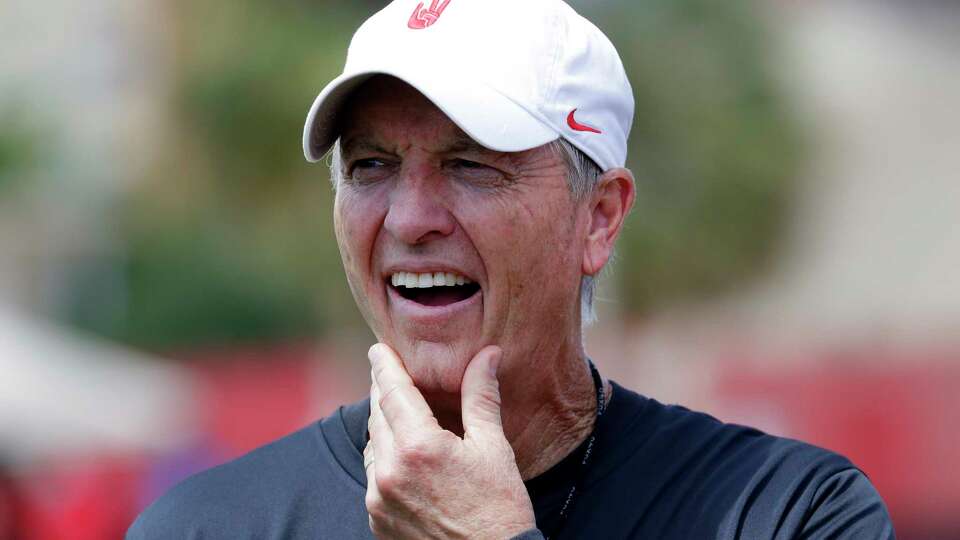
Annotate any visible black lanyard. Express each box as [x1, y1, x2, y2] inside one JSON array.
[[544, 358, 605, 540]]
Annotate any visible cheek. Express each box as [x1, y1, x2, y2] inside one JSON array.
[[332, 201, 355, 267], [483, 195, 582, 302], [334, 192, 382, 281], [513, 197, 579, 267], [334, 190, 392, 336]]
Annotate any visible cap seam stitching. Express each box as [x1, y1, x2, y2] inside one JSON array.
[[544, 6, 565, 112]]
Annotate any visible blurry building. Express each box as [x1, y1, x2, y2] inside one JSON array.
[[739, 0, 960, 347], [0, 0, 171, 315]]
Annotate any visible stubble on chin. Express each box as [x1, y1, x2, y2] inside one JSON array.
[[399, 339, 470, 395], [367, 337, 469, 429], [404, 339, 472, 433]]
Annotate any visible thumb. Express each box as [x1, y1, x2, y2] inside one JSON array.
[[460, 345, 505, 439]]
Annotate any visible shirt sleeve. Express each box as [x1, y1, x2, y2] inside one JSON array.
[[798, 469, 896, 539]]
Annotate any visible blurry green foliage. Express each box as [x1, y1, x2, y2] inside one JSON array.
[[0, 108, 40, 196], [69, 210, 326, 350], [68, 0, 802, 352], [577, 0, 802, 313], [68, 0, 370, 352]]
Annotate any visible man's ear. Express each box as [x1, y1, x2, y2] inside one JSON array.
[[582, 167, 636, 277]]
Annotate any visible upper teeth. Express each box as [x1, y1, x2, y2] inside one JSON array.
[[391, 272, 472, 288]]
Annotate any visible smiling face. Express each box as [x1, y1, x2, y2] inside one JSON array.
[[333, 76, 592, 408]]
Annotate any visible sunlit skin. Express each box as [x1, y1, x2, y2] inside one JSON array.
[[333, 75, 635, 478]]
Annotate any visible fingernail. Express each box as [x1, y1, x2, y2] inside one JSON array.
[[368, 344, 380, 365]]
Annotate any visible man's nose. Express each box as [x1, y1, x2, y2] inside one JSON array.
[[383, 170, 456, 245]]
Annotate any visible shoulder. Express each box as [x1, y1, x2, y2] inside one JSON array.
[[601, 383, 894, 538], [127, 424, 323, 539], [127, 402, 369, 540], [609, 382, 857, 476]]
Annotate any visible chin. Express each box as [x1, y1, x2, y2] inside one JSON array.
[[397, 338, 473, 397]]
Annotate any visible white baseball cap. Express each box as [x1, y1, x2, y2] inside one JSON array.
[[302, 0, 634, 172]]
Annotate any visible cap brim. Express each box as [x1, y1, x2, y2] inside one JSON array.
[[302, 66, 559, 162]]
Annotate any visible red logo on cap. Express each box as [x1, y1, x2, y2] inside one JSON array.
[[567, 109, 602, 134], [408, 0, 452, 29]]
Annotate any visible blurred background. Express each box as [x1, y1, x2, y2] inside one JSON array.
[[1, 0, 958, 537]]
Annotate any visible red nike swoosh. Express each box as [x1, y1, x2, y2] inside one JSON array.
[[567, 109, 602, 134]]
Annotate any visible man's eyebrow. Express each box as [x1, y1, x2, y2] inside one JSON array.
[[443, 135, 494, 155], [340, 134, 497, 157], [340, 138, 391, 157]]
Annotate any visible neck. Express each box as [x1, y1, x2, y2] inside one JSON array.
[[504, 358, 606, 480], [427, 340, 607, 481]]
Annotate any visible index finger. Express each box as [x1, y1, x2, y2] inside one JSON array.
[[368, 343, 436, 434]]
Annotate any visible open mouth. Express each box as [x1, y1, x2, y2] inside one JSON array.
[[389, 271, 481, 307]]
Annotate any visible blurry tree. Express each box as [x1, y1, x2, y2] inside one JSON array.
[[67, 0, 374, 352], [0, 108, 39, 197], [577, 0, 803, 314], [65, 0, 802, 352]]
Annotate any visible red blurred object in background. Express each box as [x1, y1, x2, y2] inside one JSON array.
[[19, 456, 144, 540], [715, 349, 960, 538], [15, 343, 357, 540], [186, 345, 320, 460], [10, 344, 960, 538]]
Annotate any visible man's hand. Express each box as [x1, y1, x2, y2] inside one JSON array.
[[364, 343, 536, 539]]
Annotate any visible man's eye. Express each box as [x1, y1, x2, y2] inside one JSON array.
[[352, 158, 386, 170], [346, 158, 393, 184], [454, 159, 486, 169], [449, 159, 506, 188]]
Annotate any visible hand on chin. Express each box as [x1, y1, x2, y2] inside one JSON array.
[[390, 338, 476, 414]]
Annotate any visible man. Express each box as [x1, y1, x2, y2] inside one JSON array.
[[128, 0, 895, 538]]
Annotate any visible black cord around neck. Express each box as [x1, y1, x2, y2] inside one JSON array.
[[543, 358, 605, 540]]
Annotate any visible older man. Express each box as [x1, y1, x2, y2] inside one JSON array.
[[128, 0, 894, 539]]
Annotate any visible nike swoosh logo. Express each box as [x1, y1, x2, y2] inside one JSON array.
[[567, 109, 602, 134]]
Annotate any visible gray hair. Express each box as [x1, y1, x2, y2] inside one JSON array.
[[328, 137, 604, 327]]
